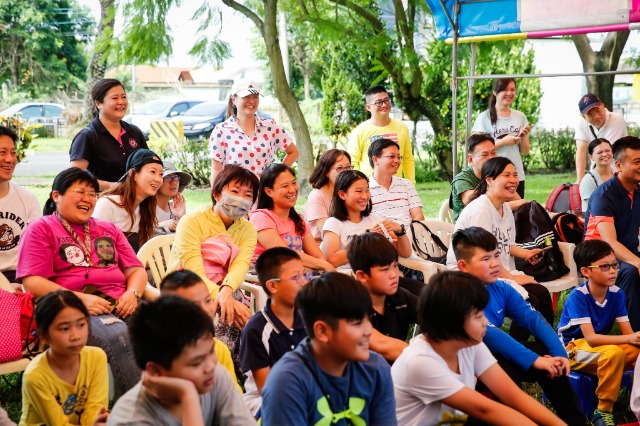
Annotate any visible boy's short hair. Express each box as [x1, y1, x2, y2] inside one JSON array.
[[364, 85, 388, 101], [346, 232, 398, 275], [451, 227, 497, 262], [129, 295, 215, 370], [367, 138, 400, 167], [419, 271, 489, 343], [466, 133, 495, 154], [296, 272, 372, 338], [573, 240, 615, 271], [255, 247, 301, 296], [159, 270, 204, 292]]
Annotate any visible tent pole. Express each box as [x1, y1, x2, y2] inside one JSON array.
[[465, 42, 477, 155], [450, 0, 460, 176]]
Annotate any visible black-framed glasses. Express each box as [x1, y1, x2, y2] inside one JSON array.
[[369, 97, 391, 108], [270, 271, 313, 285], [585, 262, 620, 272], [334, 165, 354, 173], [380, 155, 402, 161], [164, 175, 180, 181]]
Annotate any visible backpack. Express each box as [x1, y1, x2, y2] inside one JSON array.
[[545, 183, 582, 214], [513, 201, 570, 282], [552, 212, 584, 245], [409, 220, 448, 264]]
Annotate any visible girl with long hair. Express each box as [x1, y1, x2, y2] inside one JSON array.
[[473, 78, 531, 198], [303, 149, 352, 242], [321, 169, 412, 269], [92, 149, 163, 252], [251, 163, 334, 272]]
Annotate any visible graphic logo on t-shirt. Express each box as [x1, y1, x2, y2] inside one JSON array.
[[128, 138, 138, 148], [316, 396, 365, 426], [94, 237, 115, 267], [59, 244, 90, 267], [0, 223, 18, 251], [370, 134, 398, 143], [57, 385, 89, 420]]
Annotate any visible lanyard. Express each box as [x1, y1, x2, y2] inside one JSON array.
[[56, 212, 93, 267]]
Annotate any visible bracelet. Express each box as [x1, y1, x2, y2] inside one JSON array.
[[396, 224, 407, 236], [129, 288, 141, 300]]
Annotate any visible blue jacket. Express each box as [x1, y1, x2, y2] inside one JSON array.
[[483, 280, 566, 370]]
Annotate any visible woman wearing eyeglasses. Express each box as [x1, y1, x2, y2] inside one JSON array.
[[303, 149, 353, 242], [17, 167, 147, 398], [155, 161, 192, 235], [92, 149, 163, 252], [251, 163, 335, 273]]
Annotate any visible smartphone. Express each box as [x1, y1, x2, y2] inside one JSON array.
[[83, 285, 118, 313], [519, 125, 532, 137], [528, 246, 552, 265]]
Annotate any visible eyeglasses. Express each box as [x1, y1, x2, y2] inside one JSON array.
[[334, 165, 354, 173], [69, 189, 98, 200], [270, 271, 313, 285], [474, 151, 496, 159], [164, 175, 180, 182], [380, 155, 402, 161], [585, 262, 620, 272], [369, 97, 391, 108]]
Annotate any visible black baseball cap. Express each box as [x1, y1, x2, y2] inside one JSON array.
[[578, 93, 602, 115], [118, 149, 163, 182]]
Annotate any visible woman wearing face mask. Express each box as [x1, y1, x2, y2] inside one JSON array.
[[167, 164, 259, 328]]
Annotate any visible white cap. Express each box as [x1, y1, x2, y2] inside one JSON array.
[[231, 78, 262, 97]]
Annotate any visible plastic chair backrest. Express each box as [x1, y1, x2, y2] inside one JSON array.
[[438, 199, 454, 224], [411, 220, 454, 259], [137, 234, 175, 287]]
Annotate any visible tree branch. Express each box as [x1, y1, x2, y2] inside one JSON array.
[[326, 0, 384, 32], [602, 30, 630, 69], [571, 34, 594, 71], [220, 0, 264, 33]]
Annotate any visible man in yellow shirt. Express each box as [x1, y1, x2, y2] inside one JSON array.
[[348, 85, 416, 183]]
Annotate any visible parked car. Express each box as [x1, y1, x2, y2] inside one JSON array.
[[0, 102, 66, 124], [124, 99, 205, 139], [170, 101, 272, 140]]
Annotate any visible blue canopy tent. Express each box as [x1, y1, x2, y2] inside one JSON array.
[[425, 0, 640, 174]]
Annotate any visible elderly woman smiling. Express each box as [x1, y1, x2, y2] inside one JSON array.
[[17, 167, 147, 397]]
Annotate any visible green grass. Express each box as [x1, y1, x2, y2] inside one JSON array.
[[29, 137, 72, 153]]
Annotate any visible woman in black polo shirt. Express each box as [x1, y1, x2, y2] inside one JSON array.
[[70, 79, 148, 191]]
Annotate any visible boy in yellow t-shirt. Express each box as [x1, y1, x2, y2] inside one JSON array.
[[160, 270, 241, 392]]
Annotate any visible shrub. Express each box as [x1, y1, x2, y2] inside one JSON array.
[[149, 137, 210, 187], [0, 116, 39, 163], [533, 127, 575, 172]]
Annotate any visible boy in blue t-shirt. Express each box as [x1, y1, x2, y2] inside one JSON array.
[[452, 226, 588, 426], [261, 272, 397, 425], [558, 240, 640, 426], [239, 247, 308, 415]]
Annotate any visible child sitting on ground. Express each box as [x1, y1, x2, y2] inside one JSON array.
[[20, 290, 109, 426], [557, 240, 640, 426], [239, 247, 309, 415], [159, 269, 241, 392], [452, 226, 588, 425], [347, 232, 418, 362], [108, 296, 254, 425], [392, 271, 563, 425], [260, 272, 396, 425]]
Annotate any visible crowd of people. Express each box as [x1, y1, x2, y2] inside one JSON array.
[[2, 77, 640, 426]]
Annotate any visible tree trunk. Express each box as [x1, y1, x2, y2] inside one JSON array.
[[571, 31, 630, 110], [82, 0, 115, 123]]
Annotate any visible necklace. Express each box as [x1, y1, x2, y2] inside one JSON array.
[[55, 212, 93, 267]]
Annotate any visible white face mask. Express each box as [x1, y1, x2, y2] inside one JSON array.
[[218, 193, 253, 220]]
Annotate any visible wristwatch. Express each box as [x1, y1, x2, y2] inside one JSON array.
[[396, 224, 407, 236], [129, 288, 141, 301]]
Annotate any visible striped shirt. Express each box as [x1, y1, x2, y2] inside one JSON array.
[[370, 175, 423, 227]]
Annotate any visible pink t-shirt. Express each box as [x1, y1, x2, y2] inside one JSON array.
[[303, 188, 332, 241], [17, 215, 142, 299], [250, 209, 308, 262]]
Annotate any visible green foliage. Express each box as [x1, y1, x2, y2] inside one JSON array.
[[533, 128, 576, 172], [149, 137, 210, 187], [0, 0, 93, 96], [0, 116, 39, 163], [320, 64, 365, 146]]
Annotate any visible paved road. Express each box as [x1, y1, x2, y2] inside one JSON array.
[[13, 152, 69, 185]]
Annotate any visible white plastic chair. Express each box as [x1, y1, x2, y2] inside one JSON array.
[[539, 242, 579, 309], [438, 199, 454, 224], [137, 234, 175, 288], [400, 220, 455, 283]]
